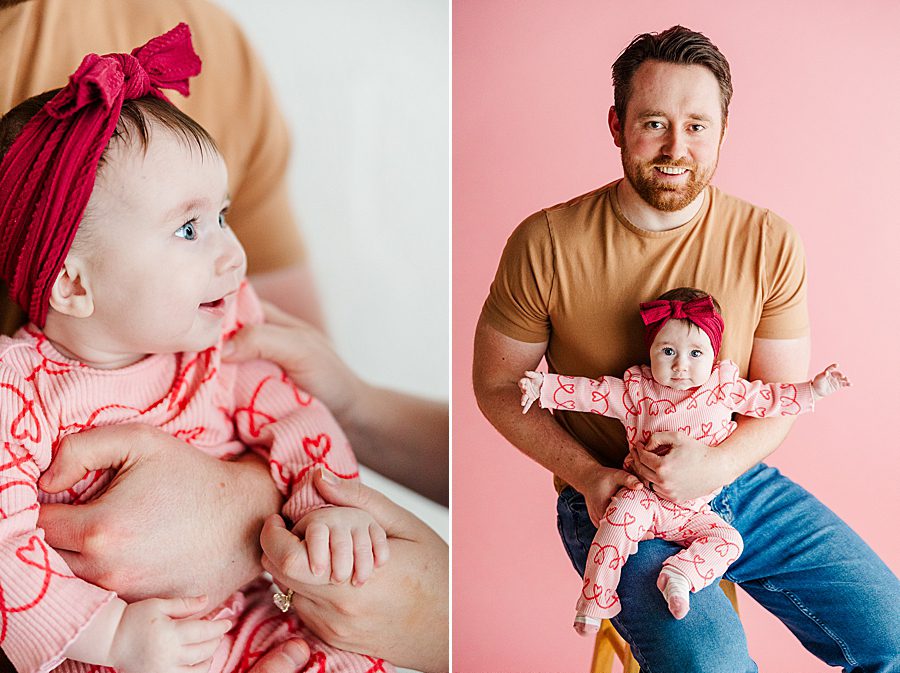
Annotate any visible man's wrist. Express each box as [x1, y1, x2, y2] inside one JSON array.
[[230, 454, 284, 581]]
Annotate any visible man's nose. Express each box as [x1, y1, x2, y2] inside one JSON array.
[[662, 127, 688, 160]]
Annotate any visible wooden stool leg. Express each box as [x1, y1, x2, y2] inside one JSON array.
[[590, 621, 616, 673]]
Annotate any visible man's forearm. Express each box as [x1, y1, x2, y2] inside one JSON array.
[[223, 453, 286, 591], [342, 387, 448, 505], [474, 377, 604, 492], [715, 415, 796, 483]]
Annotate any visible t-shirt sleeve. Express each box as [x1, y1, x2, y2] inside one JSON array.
[[213, 17, 307, 275], [480, 210, 555, 343], [755, 211, 809, 339]]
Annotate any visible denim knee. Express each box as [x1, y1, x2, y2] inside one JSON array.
[[613, 538, 756, 673]]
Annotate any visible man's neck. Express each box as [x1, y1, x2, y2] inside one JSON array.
[[616, 179, 707, 233]]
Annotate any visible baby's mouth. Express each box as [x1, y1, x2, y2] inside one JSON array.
[[200, 298, 224, 310]]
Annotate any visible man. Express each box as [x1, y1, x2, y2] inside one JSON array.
[[473, 25, 899, 672]]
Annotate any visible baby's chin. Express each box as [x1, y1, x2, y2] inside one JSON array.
[[664, 379, 697, 391]]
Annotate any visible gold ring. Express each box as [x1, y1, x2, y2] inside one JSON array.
[[273, 588, 294, 613]]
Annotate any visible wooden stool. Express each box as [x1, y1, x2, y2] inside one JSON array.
[[589, 580, 739, 673]]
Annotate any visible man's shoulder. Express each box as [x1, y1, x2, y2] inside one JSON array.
[[543, 181, 618, 216], [708, 186, 795, 234], [511, 181, 619, 244]]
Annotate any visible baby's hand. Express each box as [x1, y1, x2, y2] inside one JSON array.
[[296, 506, 389, 585], [811, 363, 851, 399], [110, 596, 231, 672], [518, 370, 544, 414]]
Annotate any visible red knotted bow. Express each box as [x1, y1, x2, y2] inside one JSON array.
[[639, 295, 725, 357], [0, 23, 201, 327]]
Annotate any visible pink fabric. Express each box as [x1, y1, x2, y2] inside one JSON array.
[[0, 282, 390, 673], [577, 488, 743, 620], [0, 24, 201, 327], [539, 363, 815, 621], [640, 296, 725, 357]]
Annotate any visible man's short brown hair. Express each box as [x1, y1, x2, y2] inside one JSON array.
[[612, 25, 733, 124]]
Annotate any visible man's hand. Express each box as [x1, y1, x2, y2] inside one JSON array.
[[261, 469, 449, 673], [633, 431, 733, 502], [223, 301, 364, 422], [574, 465, 643, 526], [37, 425, 282, 606]]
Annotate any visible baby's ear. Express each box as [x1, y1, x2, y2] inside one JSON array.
[[49, 257, 94, 318]]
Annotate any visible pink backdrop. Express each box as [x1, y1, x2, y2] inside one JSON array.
[[452, 2, 900, 671]]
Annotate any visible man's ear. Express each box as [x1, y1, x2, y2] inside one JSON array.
[[49, 257, 94, 318], [608, 105, 624, 148]]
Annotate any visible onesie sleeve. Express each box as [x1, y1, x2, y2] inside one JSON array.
[[538, 373, 630, 422], [0, 362, 115, 673], [719, 360, 816, 418], [228, 284, 358, 525]]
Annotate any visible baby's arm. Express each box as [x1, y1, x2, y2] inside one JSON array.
[[724, 360, 849, 418], [64, 595, 230, 672], [229, 283, 387, 585], [0, 366, 116, 672], [519, 370, 630, 421]]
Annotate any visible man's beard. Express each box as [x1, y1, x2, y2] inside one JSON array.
[[621, 143, 718, 212]]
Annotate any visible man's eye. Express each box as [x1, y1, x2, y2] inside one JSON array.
[[647, 121, 665, 130], [663, 347, 675, 356], [691, 350, 703, 358], [175, 221, 198, 240], [690, 124, 706, 132]]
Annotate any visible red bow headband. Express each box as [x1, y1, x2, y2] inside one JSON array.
[[0, 23, 201, 327], [639, 295, 725, 357]]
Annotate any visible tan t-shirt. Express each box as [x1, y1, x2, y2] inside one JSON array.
[[0, 0, 306, 328], [481, 180, 808, 480]]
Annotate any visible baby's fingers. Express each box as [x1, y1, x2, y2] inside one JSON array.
[[330, 526, 354, 584], [351, 527, 375, 586], [305, 521, 332, 578], [178, 637, 224, 666], [156, 595, 209, 618], [371, 522, 390, 567], [177, 618, 232, 645]]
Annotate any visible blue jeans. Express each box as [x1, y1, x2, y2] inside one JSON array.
[[556, 464, 900, 672]]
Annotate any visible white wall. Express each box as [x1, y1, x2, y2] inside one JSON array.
[[213, 0, 449, 401]]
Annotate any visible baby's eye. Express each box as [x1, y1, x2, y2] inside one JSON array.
[[662, 347, 675, 356], [691, 349, 703, 358], [218, 209, 228, 228], [175, 221, 198, 240]]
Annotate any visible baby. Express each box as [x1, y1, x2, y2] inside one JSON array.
[[519, 287, 848, 634], [0, 26, 391, 673]]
